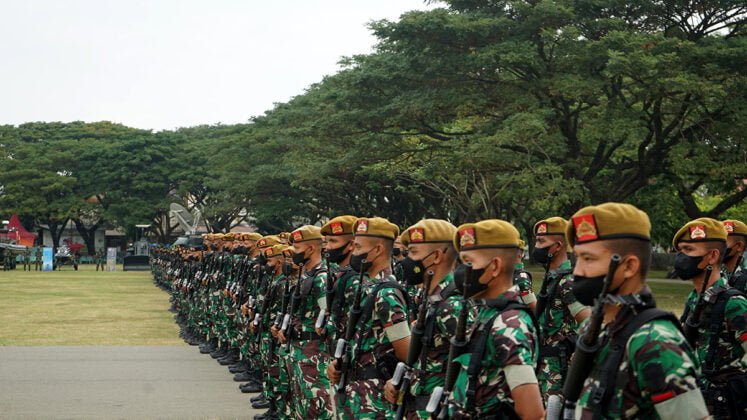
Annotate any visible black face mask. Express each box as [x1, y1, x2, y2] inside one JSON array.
[[392, 248, 402, 257], [454, 263, 488, 298], [400, 251, 437, 286], [233, 246, 247, 255], [673, 252, 705, 280], [209, 244, 218, 251], [350, 250, 373, 273], [326, 243, 350, 264], [571, 274, 606, 306], [531, 244, 555, 265], [722, 247, 735, 264], [292, 250, 309, 266], [282, 262, 294, 276], [256, 254, 267, 265]]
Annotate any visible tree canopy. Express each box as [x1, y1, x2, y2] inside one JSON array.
[[1, 0, 744, 251]]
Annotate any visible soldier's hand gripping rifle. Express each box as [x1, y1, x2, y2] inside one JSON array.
[[391, 270, 434, 419], [534, 260, 553, 318], [557, 254, 621, 420], [275, 262, 293, 330], [427, 266, 472, 420], [253, 265, 271, 344], [283, 262, 304, 352], [315, 254, 335, 332], [683, 264, 714, 347], [334, 260, 367, 396]]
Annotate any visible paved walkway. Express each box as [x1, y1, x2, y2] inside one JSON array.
[[0, 346, 261, 419]]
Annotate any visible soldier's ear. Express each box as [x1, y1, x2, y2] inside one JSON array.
[[620, 254, 640, 280], [489, 256, 504, 279]]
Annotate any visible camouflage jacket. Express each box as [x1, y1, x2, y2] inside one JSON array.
[[262, 273, 286, 328], [450, 287, 538, 418], [410, 274, 474, 399], [290, 262, 328, 337], [351, 270, 411, 370], [576, 290, 707, 419], [683, 277, 747, 384], [538, 260, 586, 343], [327, 265, 360, 340]]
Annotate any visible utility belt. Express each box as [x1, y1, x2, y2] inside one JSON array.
[[703, 371, 747, 419], [350, 364, 380, 381], [454, 405, 518, 420], [403, 394, 432, 411], [291, 331, 321, 342], [350, 351, 400, 382], [539, 335, 576, 358]]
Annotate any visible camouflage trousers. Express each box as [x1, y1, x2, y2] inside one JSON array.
[[342, 377, 392, 419], [538, 354, 567, 403], [209, 292, 223, 340], [288, 339, 333, 419], [221, 296, 239, 345], [261, 332, 291, 416], [280, 347, 296, 419], [198, 291, 211, 337]]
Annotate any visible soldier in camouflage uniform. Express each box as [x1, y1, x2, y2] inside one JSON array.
[[530, 217, 589, 402], [722, 219, 747, 292], [673, 217, 747, 418], [252, 244, 293, 420], [513, 240, 537, 311], [279, 225, 333, 419], [326, 217, 412, 419], [319, 216, 359, 339], [233, 232, 264, 382], [383, 219, 474, 419], [445, 219, 543, 419], [240, 235, 284, 394], [318, 215, 359, 419], [567, 203, 708, 419]]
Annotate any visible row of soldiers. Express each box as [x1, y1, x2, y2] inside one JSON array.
[[151, 204, 747, 419]]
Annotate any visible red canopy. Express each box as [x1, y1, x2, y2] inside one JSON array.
[[3, 214, 37, 247]]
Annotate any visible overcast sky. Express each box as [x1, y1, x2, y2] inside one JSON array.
[[0, 0, 434, 131]]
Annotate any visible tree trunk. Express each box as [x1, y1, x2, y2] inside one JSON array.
[[46, 219, 68, 255], [73, 219, 99, 256]]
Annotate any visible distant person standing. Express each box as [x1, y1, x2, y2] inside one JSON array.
[[96, 250, 106, 271], [23, 248, 31, 271], [34, 247, 42, 271]]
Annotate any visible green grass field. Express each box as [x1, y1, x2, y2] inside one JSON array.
[[0, 264, 693, 346], [0, 265, 182, 345], [526, 269, 692, 316]]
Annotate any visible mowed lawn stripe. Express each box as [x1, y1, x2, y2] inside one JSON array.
[[0, 266, 182, 346]]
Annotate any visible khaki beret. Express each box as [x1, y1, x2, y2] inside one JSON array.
[[223, 233, 236, 241], [290, 225, 323, 244], [400, 219, 457, 247], [257, 235, 281, 249], [354, 217, 400, 241], [277, 232, 291, 244], [242, 232, 263, 242], [321, 215, 358, 236], [673, 217, 728, 248], [567, 202, 650, 247], [264, 244, 290, 258], [723, 220, 747, 238], [454, 219, 522, 252], [534, 217, 568, 236], [214, 233, 225, 241]]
